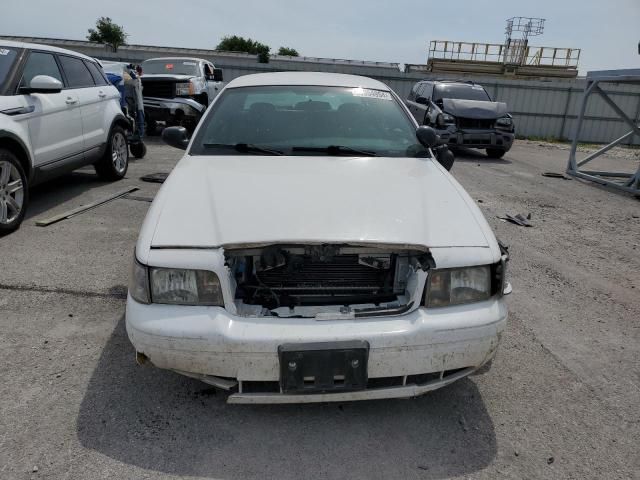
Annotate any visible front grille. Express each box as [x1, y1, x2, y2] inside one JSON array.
[[457, 117, 494, 129], [256, 254, 390, 297], [141, 80, 175, 99]]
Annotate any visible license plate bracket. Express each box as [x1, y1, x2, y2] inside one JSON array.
[[278, 341, 369, 393]]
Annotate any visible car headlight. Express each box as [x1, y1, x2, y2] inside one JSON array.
[[175, 82, 194, 96], [129, 257, 224, 306], [423, 265, 492, 308], [495, 116, 513, 129], [436, 113, 456, 127]]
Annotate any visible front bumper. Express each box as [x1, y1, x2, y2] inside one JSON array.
[[438, 128, 514, 151], [126, 295, 507, 403], [143, 96, 205, 125]]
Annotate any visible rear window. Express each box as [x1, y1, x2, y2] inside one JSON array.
[[433, 84, 491, 102], [0, 47, 20, 93]]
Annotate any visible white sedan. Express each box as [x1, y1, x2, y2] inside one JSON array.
[[126, 72, 510, 404]]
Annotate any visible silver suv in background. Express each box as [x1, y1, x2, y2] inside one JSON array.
[[140, 57, 224, 133], [0, 40, 129, 234], [406, 80, 515, 158]]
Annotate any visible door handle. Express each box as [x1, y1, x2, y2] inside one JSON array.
[[98, 91, 106, 98], [65, 97, 78, 105]]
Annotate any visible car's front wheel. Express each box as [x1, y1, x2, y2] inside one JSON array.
[[95, 125, 129, 180], [0, 149, 29, 235], [486, 148, 506, 159]]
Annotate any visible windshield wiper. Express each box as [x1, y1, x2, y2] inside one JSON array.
[[291, 145, 378, 157], [202, 143, 284, 155]]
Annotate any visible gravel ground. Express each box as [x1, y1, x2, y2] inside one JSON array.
[[0, 140, 638, 479]]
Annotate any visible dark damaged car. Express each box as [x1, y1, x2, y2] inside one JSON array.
[[406, 80, 515, 158]]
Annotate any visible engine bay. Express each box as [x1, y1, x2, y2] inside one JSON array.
[[224, 244, 434, 318]]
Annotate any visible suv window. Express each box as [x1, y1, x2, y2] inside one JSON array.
[[419, 83, 433, 100], [408, 82, 421, 101], [19, 51, 63, 89], [84, 60, 108, 86], [433, 83, 491, 102], [58, 55, 95, 88], [0, 46, 20, 93]]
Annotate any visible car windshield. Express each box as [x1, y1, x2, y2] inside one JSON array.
[[142, 59, 199, 76], [190, 85, 427, 157], [0, 46, 20, 93], [433, 84, 491, 102]]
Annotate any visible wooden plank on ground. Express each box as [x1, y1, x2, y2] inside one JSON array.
[[35, 186, 139, 227]]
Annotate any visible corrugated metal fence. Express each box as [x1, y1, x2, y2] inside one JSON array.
[[4, 36, 640, 145]]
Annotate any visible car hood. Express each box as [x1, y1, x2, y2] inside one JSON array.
[[141, 74, 195, 82], [142, 155, 492, 251], [443, 99, 508, 119]]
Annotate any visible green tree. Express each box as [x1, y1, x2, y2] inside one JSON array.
[[216, 35, 270, 63], [277, 47, 299, 57], [87, 17, 128, 52]]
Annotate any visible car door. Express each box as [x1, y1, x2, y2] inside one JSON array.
[[18, 51, 84, 167], [420, 82, 436, 125], [203, 62, 221, 105], [58, 55, 105, 153], [409, 83, 430, 124], [405, 82, 422, 122]]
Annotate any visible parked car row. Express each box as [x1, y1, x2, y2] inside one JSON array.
[[1, 40, 511, 405]]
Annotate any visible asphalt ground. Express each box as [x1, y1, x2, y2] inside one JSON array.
[[1, 139, 638, 479]]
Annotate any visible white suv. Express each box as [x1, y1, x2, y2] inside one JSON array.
[[0, 40, 129, 234]]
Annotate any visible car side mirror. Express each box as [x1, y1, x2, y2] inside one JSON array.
[[416, 125, 438, 148], [415, 96, 429, 105], [21, 75, 63, 94], [213, 68, 223, 82], [162, 126, 190, 150]]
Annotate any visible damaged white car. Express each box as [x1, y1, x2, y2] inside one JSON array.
[[126, 72, 510, 403]]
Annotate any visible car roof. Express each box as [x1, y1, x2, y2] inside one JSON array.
[[0, 39, 96, 62], [226, 72, 391, 90], [143, 57, 207, 63]]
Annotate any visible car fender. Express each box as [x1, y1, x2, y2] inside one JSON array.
[[0, 127, 34, 181]]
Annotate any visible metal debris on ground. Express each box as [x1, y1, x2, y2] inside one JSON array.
[[35, 187, 139, 227], [140, 172, 169, 183], [542, 172, 572, 180], [498, 213, 533, 227]]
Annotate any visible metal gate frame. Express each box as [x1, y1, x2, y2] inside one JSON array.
[[566, 69, 640, 194]]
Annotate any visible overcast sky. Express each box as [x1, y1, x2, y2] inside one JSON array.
[[1, 0, 638, 73]]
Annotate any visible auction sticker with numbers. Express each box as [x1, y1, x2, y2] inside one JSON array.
[[350, 87, 393, 100]]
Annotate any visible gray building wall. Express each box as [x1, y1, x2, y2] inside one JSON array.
[[3, 36, 639, 145]]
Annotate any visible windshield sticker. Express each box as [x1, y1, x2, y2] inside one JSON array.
[[165, 63, 174, 70], [0, 49, 11, 56], [350, 87, 393, 100], [183, 61, 197, 66]]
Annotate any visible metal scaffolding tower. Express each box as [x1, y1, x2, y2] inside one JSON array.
[[566, 69, 640, 194], [504, 17, 545, 65]]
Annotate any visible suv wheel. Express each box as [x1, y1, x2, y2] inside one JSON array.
[[486, 148, 506, 159], [95, 125, 129, 180], [0, 149, 28, 235]]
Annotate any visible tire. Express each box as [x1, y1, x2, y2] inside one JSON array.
[[0, 149, 29, 235], [95, 125, 129, 181], [130, 142, 147, 159], [486, 148, 506, 159]]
